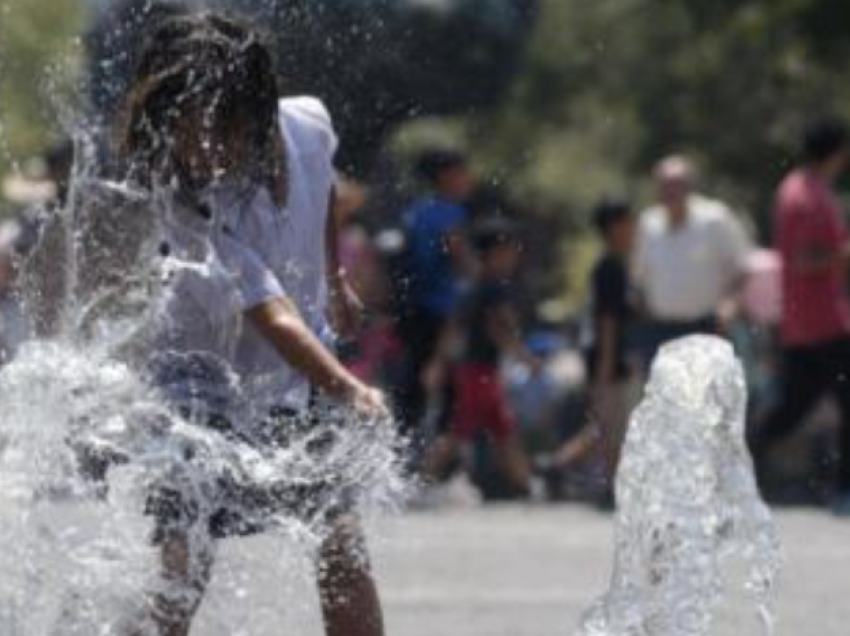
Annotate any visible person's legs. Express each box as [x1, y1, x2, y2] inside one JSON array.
[[750, 345, 829, 488], [420, 433, 460, 482], [485, 373, 531, 494], [397, 310, 443, 434], [493, 434, 532, 493], [420, 364, 474, 483], [834, 383, 850, 495], [827, 339, 850, 494], [316, 516, 385, 636], [130, 534, 214, 636], [590, 381, 630, 489]]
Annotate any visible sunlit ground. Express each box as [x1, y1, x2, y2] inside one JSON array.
[[190, 503, 849, 636]]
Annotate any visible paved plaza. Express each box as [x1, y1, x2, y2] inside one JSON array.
[[194, 504, 850, 636]]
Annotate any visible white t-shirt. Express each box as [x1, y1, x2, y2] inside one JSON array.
[[221, 96, 339, 411], [150, 198, 286, 418], [635, 194, 751, 321]]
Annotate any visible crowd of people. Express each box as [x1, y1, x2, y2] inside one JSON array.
[[0, 6, 849, 527], [4, 116, 850, 519], [0, 3, 846, 634], [321, 121, 850, 515], [4, 105, 850, 518], [0, 1, 846, 634]]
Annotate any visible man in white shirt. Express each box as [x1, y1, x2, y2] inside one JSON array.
[[635, 156, 751, 364]]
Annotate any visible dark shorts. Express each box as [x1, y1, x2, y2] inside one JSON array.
[[450, 364, 517, 443], [148, 407, 354, 543], [638, 315, 718, 366]]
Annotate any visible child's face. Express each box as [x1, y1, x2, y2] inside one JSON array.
[[607, 217, 636, 253], [437, 164, 476, 201], [172, 104, 252, 188], [485, 243, 521, 278]]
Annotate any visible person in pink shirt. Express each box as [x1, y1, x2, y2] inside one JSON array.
[[751, 117, 850, 515]]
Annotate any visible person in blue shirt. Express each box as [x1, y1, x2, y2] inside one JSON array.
[[398, 149, 476, 432]]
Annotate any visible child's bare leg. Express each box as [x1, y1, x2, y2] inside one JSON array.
[[553, 424, 598, 470], [496, 434, 532, 493], [317, 516, 385, 636], [592, 382, 629, 488], [131, 535, 214, 636], [421, 434, 459, 484]]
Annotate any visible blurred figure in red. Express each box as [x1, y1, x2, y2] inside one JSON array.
[[751, 117, 850, 515], [422, 219, 534, 496]]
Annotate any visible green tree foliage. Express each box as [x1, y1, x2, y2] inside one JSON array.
[[471, 0, 850, 224], [0, 0, 84, 181]]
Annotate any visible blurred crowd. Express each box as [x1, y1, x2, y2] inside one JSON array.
[[3, 115, 850, 515]]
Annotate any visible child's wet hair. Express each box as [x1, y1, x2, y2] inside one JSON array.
[[118, 12, 286, 204]]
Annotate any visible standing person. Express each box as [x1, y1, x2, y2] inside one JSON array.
[[117, 13, 389, 636], [635, 155, 751, 364], [422, 219, 534, 495], [547, 199, 637, 499], [750, 117, 850, 515], [397, 149, 475, 432]]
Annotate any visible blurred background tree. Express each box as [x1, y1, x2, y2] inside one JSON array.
[[469, 0, 850, 222], [4, 0, 850, 211], [2, 0, 850, 303], [0, 0, 84, 182]]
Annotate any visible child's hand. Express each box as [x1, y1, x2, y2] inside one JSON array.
[[351, 384, 391, 422]]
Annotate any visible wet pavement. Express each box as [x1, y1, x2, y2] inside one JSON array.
[[194, 504, 849, 635]]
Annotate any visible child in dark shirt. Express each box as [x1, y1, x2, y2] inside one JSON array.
[[587, 199, 636, 388], [422, 218, 534, 495], [550, 198, 636, 497]]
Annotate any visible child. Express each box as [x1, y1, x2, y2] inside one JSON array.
[[173, 27, 386, 636], [112, 13, 388, 636], [397, 148, 476, 432], [546, 198, 636, 501], [423, 218, 534, 495]]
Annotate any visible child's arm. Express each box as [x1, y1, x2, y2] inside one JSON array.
[[325, 185, 364, 338], [421, 316, 461, 393], [488, 302, 541, 372], [246, 297, 387, 418]]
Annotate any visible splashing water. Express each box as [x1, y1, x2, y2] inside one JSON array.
[[576, 336, 781, 636], [0, 149, 409, 634]]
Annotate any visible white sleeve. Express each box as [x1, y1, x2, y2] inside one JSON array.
[[218, 233, 287, 311], [278, 96, 339, 160]]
